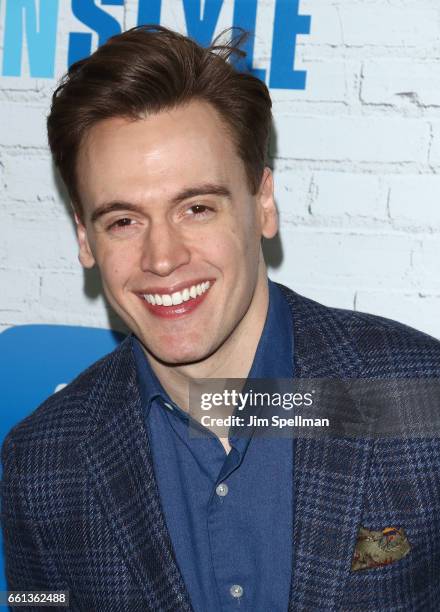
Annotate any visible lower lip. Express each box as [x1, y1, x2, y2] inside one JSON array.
[[140, 288, 211, 319]]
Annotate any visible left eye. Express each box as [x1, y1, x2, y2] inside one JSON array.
[[187, 204, 212, 216]]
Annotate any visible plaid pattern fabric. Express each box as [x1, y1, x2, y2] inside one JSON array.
[[2, 283, 440, 611]]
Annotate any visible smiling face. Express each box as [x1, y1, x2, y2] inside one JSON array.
[[75, 100, 277, 367]]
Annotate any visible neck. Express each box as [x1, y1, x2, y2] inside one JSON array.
[[144, 267, 270, 411]]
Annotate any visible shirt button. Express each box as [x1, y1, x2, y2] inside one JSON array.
[[163, 402, 174, 411], [230, 584, 243, 599], [216, 483, 229, 497]]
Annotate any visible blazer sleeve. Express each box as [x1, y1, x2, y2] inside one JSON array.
[[1, 432, 68, 611]]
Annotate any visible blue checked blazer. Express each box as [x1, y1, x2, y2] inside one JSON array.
[[2, 284, 440, 611]]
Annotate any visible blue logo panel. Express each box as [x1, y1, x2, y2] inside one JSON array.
[[0, 0, 311, 89]]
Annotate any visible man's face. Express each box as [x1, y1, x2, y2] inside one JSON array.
[[75, 100, 277, 365]]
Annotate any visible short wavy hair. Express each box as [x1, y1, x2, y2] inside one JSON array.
[[47, 25, 273, 221]]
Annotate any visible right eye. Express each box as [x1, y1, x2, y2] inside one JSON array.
[[107, 217, 136, 231]]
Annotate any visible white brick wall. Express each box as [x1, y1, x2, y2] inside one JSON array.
[[0, 0, 439, 339], [388, 176, 440, 228], [273, 116, 429, 163], [311, 173, 386, 220], [337, 7, 439, 48], [361, 60, 440, 107]]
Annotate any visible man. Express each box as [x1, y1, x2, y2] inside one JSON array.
[[2, 25, 440, 612]]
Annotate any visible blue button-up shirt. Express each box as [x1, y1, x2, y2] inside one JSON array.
[[133, 279, 294, 611]]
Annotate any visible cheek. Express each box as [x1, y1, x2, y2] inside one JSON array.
[[234, 200, 261, 249], [199, 227, 260, 280], [196, 230, 242, 265], [96, 247, 134, 289], [232, 218, 261, 261]]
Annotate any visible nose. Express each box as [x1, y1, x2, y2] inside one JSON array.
[[140, 219, 191, 277]]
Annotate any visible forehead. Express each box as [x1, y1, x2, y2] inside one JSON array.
[[77, 100, 247, 208]]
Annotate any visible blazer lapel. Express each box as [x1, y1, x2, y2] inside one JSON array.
[[77, 337, 193, 611], [279, 286, 374, 611]]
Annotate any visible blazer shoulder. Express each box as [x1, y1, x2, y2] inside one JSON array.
[[2, 335, 133, 464], [276, 282, 440, 378]]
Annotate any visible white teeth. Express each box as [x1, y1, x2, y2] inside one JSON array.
[[143, 281, 211, 307], [171, 292, 183, 305]]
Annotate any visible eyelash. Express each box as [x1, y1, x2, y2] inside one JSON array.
[[106, 204, 214, 231], [185, 204, 213, 218], [107, 217, 134, 231]]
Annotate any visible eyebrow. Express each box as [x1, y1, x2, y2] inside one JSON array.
[[89, 183, 232, 224]]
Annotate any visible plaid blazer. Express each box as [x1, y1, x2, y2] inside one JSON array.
[[2, 284, 440, 611]]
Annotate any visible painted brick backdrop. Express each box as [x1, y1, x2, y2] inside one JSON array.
[[0, 0, 439, 340]]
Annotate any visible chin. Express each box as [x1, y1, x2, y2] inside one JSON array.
[[143, 339, 212, 367]]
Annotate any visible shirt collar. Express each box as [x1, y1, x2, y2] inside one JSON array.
[[248, 278, 293, 380], [132, 279, 294, 416], [132, 336, 166, 418]]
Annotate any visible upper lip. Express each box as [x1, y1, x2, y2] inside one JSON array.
[[136, 278, 214, 295]]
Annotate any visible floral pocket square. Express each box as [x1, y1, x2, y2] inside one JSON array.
[[351, 526, 411, 571]]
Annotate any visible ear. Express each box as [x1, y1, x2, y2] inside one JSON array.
[[74, 212, 96, 269], [257, 167, 278, 239]]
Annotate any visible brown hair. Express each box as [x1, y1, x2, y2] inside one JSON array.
[[47, 25, 272, 221]]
